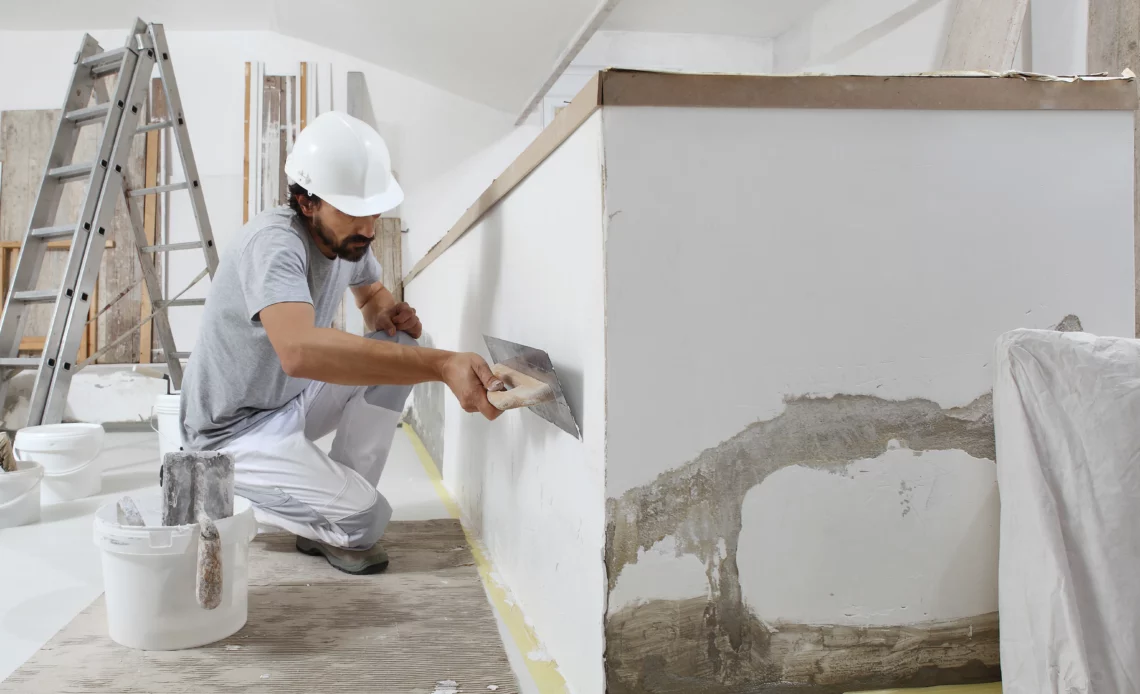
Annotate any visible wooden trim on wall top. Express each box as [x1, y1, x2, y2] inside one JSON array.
[[403, 69, 1137, 287]]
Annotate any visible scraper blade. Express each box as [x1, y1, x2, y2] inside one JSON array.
[[483, 335, 581, 439]]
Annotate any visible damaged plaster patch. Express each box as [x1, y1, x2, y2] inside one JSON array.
[[406, 332, 446, 469], [606, 597, 998, 694], [605, 393, 997, 691], [608, 535, 710, 615]]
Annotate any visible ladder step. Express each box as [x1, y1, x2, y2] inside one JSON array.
[[130, 182, 188, 197], [65, 103, 111, 124], [12, 289, 59, 303], [30, 224, 76, 239], [142, 242, 202, 252], [82, 47, 130, 77], [157, 298, 206, 308], [156, 351, 192, 360], [137, 121, 172, 134], [48, 162, 94, 181], [0, 358, 42, 368], [80, 47, 129, 68]]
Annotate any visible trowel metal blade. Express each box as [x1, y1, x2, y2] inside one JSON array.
[[483, 335, 581, 439]]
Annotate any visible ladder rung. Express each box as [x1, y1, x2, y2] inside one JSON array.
[[80, 47, 129, 68], [142, 242, 202, 252], [157, 351, 192, 360], [48, 162, 94, 181], [158, 298, 206, 308], [12, 290, 59, 303], [30, 225, 76, 240], [137, 121, 172, 133], [130, 182, 188, 197], [65, 103, 111, 124], [0, 358, 42, 368]]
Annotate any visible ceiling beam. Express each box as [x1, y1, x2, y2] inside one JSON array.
[[515, 0, 625, 125]]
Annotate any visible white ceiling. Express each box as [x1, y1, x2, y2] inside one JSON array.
[[604, 0, 834, 39], [0, 0, 833, 112]]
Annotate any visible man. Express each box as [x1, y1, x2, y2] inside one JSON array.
[[180, 111, 502, 575]]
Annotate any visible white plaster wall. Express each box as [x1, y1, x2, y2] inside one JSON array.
[[774, 0, 1088, 75], [0, 29, 515, 349], [402, 113, 608, 694], [601, 104, 1134, 621]]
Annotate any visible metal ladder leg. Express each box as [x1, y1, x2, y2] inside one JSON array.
[[0, 36, 139, 426]]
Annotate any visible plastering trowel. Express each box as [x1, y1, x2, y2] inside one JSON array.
[[483, 335, 581, 439]]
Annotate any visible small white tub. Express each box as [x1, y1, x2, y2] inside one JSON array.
[[0, 460, 44, 529], [94, 489, 257, 650], [153, 393, 182, 462], [15, 423, 104, 504]]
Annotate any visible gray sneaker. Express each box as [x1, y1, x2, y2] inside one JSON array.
[[296, 536, 390, 575]]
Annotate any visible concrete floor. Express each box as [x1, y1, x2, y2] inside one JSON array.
[[0, 429, 541, 693]]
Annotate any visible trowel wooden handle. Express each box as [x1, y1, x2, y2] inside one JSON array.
[[487, 364, 555, 411]]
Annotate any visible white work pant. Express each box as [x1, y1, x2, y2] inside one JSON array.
[[221, 331, 416, 549]]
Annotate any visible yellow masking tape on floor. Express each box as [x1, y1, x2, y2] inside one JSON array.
[[403, 426, 569, 694], [855, 685, 1002, 694]]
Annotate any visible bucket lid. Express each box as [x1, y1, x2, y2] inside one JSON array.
[[15, 423, 104, 448]]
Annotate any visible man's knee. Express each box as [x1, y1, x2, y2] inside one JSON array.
[[335, 490, 392, 549], [365, 330, 419, 348]]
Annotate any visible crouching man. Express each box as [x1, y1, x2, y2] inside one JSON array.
[[180, 111, 501, 575]]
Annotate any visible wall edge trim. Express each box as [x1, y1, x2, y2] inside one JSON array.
[[403, 73, 603, 286]]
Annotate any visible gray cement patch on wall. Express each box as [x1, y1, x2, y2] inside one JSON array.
[[606, 393, 998, 692]]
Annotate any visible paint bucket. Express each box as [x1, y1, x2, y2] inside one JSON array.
[[93, 488, 257, 650], [14, 423, 104, 504], [153, 393, 182, 462], [0, 460, 44, 529]]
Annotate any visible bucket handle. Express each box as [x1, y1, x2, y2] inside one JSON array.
[[14, 447, 97, 478], [0, 467, 44, 511]]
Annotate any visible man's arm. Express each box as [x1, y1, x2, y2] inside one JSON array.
[[351, 281, 421, 338], [260, 301, 500, 419]]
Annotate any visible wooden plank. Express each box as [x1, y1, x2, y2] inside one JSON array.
[[404, 71, 596, 285], [598, 70, 1138, 111], [262, 76, 283, 210], [940, 0, 1029, 71], [515, 0, 625, 124], [1089, 0, 1140, 335], [244, 62, 251, 224], [0, 110, 65, 342], [299, 63, 308, 131], [139, 125, 161, 363], [374, 217, 403, 302]]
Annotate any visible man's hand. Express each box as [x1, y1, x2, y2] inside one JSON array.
[[440, 352, 504, 420], [374, 301, 423, 340]]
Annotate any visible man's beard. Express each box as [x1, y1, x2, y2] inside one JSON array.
[[311, 215, 372, 262]]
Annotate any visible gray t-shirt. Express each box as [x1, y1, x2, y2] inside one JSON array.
[[180, 206, 382, 450]]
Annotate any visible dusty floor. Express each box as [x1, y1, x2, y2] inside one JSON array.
[[0, 429, 541, 693]]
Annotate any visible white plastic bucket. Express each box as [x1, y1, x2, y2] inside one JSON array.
[[0, 460, 44, 529], [15, 423, 104, 504], [153, 394, 182, 462], [93, 489, 257, 650]]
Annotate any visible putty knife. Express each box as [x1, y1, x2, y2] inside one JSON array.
[[483, 335, 581, 439]]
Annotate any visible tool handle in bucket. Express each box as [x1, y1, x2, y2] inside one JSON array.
[[0, 467, 44, 510], [487, 364, 555, 411], [196, 514, 223, 610]]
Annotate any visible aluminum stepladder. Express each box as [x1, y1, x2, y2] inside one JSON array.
[[0, 19, 219, 427]]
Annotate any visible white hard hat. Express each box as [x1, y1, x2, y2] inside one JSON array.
[[284, 111, 403, 217]]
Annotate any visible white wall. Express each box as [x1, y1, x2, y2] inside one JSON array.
[[602, 103, 1134, 623], [774, 0, 1087, 75], [0, 28, 516, 349], [403, 113, 608, 694]]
